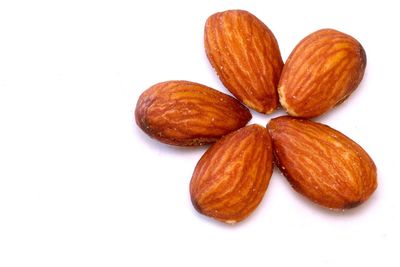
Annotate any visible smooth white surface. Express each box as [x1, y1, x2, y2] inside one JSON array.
[[0, 0, 399, 266]]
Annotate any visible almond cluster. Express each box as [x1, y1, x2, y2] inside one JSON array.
[[135, 10, 377, 224]]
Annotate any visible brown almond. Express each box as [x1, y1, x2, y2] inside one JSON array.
[[190, 124, 273, 224], [205, 10, 283, 114], [135, 80, 252, 146], [267, 116, 377, 209], [278, 29, 367, 118]]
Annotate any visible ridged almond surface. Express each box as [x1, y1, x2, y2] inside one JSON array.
[[267, 116, 377, 209], [135, 81, 251, 146], [278, 29, 367, 118], [190, 124, 273, 224], [205, 10, 283, 114]]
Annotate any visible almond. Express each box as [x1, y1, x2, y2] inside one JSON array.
[[135, 80, 251, 146], [278, 29, 367, 118], [190, 124, 273, 224], [267, 116, 377, 209], [205, 10, 283, 114]]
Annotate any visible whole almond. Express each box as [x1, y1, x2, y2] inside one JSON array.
[[278, 29, 367, 118], [267, 116, 377, 209], [135, 81, 251, 146], [205, 10, 283, 114], [190, 124, 273, 224]]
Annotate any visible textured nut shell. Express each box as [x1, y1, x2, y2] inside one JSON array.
[[190, 124, 273, 224], [135, 81, 251, 146], [205, 10, 283, 114], [278, 29, 367, 118], [267, 116, 377, 209]]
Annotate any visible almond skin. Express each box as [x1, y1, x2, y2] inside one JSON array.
[[267, 116, 377, 209], [135, 81, 252, 146], [278, 29, 367, 118], [205, 10, 283, 114], [190, 124, 273, 224]]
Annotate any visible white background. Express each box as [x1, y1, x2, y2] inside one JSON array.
[[0, 0, 399, 266]]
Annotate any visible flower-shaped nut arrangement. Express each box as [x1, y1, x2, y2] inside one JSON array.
[[135, 10, 377, 224]]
